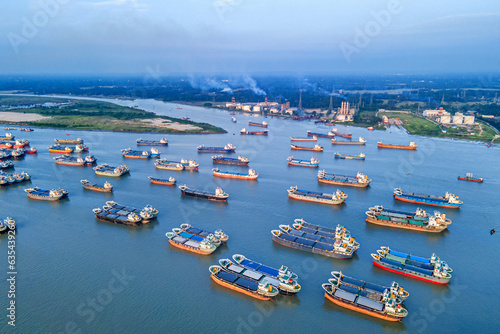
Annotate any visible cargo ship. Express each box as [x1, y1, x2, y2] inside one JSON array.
[[212, 168, 258, 180], [322, 280, 408, 322], [0, 217, 15, 234], [287, 157, 319, 167], [291, 219, 359, 250], [231, 117, 237, 123], [330, 128, 352, 139], [287, 186, 347, 205], [103, 201, 158, 222], [121, 148, 151, 159], [180, 159, 199, 171], [155, 159, 184, 171], [0, 150, 12, 160], [212, 155, 249, 166], [393, 188, 462, 209], [20, 128, 34, 132], [219, 258, 301, 296], [166, 230, 217, 255], [334, 153, 365, 160], [197, 143, 235, 153], [48, 145, 74, 154], [290, 136, 317, 142], [0, 171, 30, 186], [290, 144, 323, 152], [81, 180, 113, 192], [0, 133, 15, 140], [209, 265, 279, 300], [12, 139, 30, 148], [25, 187, 68, 201], [458, 173, 483, 183], [307, 130, 334, 138], [179, 185, 228, 201], [136, 138, 168, 146], [279, 224, 359, 252], [240, 128, 268, 135], [178, 223, 228, 246], [92, 208, 142, 227], [232, 254, 300, 295], [0, 160, 14, 170], [248, 121, 268, 128], [94, 164, 130, 177], [271, 229, 354, 259], [378, 141, 417, 150], [148, 176, 176, 186], [54, 155, 96, 166], [365, 206, 451, 232], [55, 138, 83, 145], [371, 247, 452, 284], [331, 137, 367, 145], [318, 171, 371, 188]]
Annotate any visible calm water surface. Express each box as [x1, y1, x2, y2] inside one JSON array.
[[1, 98, 499, 333]]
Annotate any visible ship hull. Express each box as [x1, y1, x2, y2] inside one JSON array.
[[248, 122, 268, 128], [210, 273, 272, 300], [149, 179, 176, 186], [168, 239, 214, 255], [212, 159, 248, 166], [378, 144, 417, 150], [457, 177, 483, 183], [55, 161, 85, 166], [82, 184, 113, 192], [94, 213, 140, 227], [213, 172, 258, 180], [95, 171, 128, 177], [291, 145, 323, 151], [290, 137, 317, 142], [49, 149, 73, 154], [288, 192, 344, 205], [332, 141, 366, 145], [240, 132, 268, 135], [288, 161, 319, 167], [123, 155, 150, 159], [272, 235, 352, 259], [394, 194, 461, 209], [27, 194, 63, 201], [181, 189, 227, 201], [373, 259, 450, 284], [366, 217, 447, 233], [318, 178, 369, 188]]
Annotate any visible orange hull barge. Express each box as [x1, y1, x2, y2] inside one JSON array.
[[291, 144, 323, 152], [378, 141, 417, 150]]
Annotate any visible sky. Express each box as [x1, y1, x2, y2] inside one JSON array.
[[1, 0, 499, 76]]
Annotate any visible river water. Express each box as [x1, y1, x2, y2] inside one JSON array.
[[1, 97, 499, 333]]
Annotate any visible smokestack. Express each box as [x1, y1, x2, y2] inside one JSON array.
[[232, 96, 235, 107], [265, 97, 268, 106], [328, 95, 333, 112], [298, 90, 303, 110]]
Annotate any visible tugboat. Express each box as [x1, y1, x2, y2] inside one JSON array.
[[290, 144, 323, 152], [240, 128, 268, 135], [318, 170, 371, 188], [271, 229, 354, 259], [180, 159, 199, 171], [458, 173, 483, 183], [287, 157, 320, 167], [371, 246, 452, 284], [393, 188, 462, 209], [289, 219, 359, 250], [0, 217, 16, 234], [287, 186, 347, 205], [248, 121, 268, 128], [94, 164, 130, 177], [92, 208, 142, 227], [365, 206, 451, 233], [332, 137, 367, 145], [178, 223, 228, 246], [212, 168, 258, 180], [378, 142, 417, 150], [25, 187, 68, 201], [212, 155, 249, 166], [148, 176, 176, 186], [81, 180, 113, 192], [290, 136, 317, 142], [166, 230, 217, 255], [121, 148, 151, 159], [231, 254, 300, 295], [155, 159, 184, 171], [209, 265, 279, 300], [334, 153, 365, 160], [0, 160, 14, 170], [307, 130, 334, 138], [136, 138, 168, 146], [48, 145, 74, 154], [179, 185, 228, 201], [197, 143, 235, 153], [55, 138, 83, 145]]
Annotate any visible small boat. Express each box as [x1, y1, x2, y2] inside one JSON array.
[[378, 142, 417, 150], [330, 128, 352, 139], [180, 159, 199, 171], [0, 160, 14, 170], [280, 224, 359, 251], [322, 280, 408, 322], [24, 147, 37, 154], [290, 219, 359, 250], [307, 130, 334, 138], [248, 121, 268, 128], [55, 138, 83, 145], [318, 170, 371, 188], [54, 156, 86, 166], [94, 164, 130, 177], [287, 186, 347, 205], [209, 265, 279, 300], [393, 188, 462, 209], [0, 217, 16, 234], [0, 142, 13, 149], [92, 208, 142, 227], [197, 143, 235, 153], [81, 180, 113, 192], [121, 148, 151, 159], [240, 128, 268, 135], [287, 157, 319, 167], [11, 148, 25, 159], [179, 185, 228, 201], [371, 246, 452, 284], [271, 229, 354, 259], [334, 153, 365, 160], [290, 136, 317, 142], [148, 176, 176, 186], [12, 139, 29, 148], [231, 254, 300, 295], [25, 187, 68, 201], [0, 171, 30, 186], [104, 201, 158, 222], [166, 230, 217, 255], [20, 128, 34, 132], [212, 155, 249, 166], [0, 151, 12, 160], [366, 206, 451, 233], [458, 173, 483, 183], [290, 144, 323, 152], [136, 138, 168, 146], [155, 159, 184, 171], [212, 168, 258, 180], [332, 137, 367, 145], [178, 223, 228, 246], [48, 145, 73, 154], [367, 127, 375, 131], [231, 117, 237, 123], [0, 133, 15, 140]]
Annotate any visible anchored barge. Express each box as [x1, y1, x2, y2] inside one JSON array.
[[197, 143, 235, 153], [330, 128, 352, 139], [81, 180, 113, 192], [371, 246, 452, 284], [24, 147, 37, 154], [92, 208, 142, 227], [288, 186, 347, 205], [209, 265, 279, 300], [307, 130, 334, 138], [331, 137, 366, 145], [179, 185, 228, 201], [122, 148, 151, 159], [290, 144, 323, 152], [148, 176, 176, 186], [334, 153, 365, 160], [55, 138, 83, 145], [378, 142, 417, 150], [290, 136, 317, 142], [0, 217, 16, 234], [180, 159, 199, 171], [212, 155, 249, 166], [248, 121, 268, 128], [25, 187, 68, 201], [178, 223, 228, 246], [136, 138, 168, 146], [155, 159, 184, 171], [94, 164, 130, 177], [318, 170, 371, 188], [291, 219, 359, 250], [240, 128, 268, 135], [287, 157, 319, 167], [48, 145, 73, 154], [366, 206, 451, 232], [279, 224, 359, 252], [212, 168, 258, 180], [166, 230, 217, 255], [103, 201, 158, 222], [393, 188, 462, 209], [54, 155, 96, 166], [458, 173, 483, 183]]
